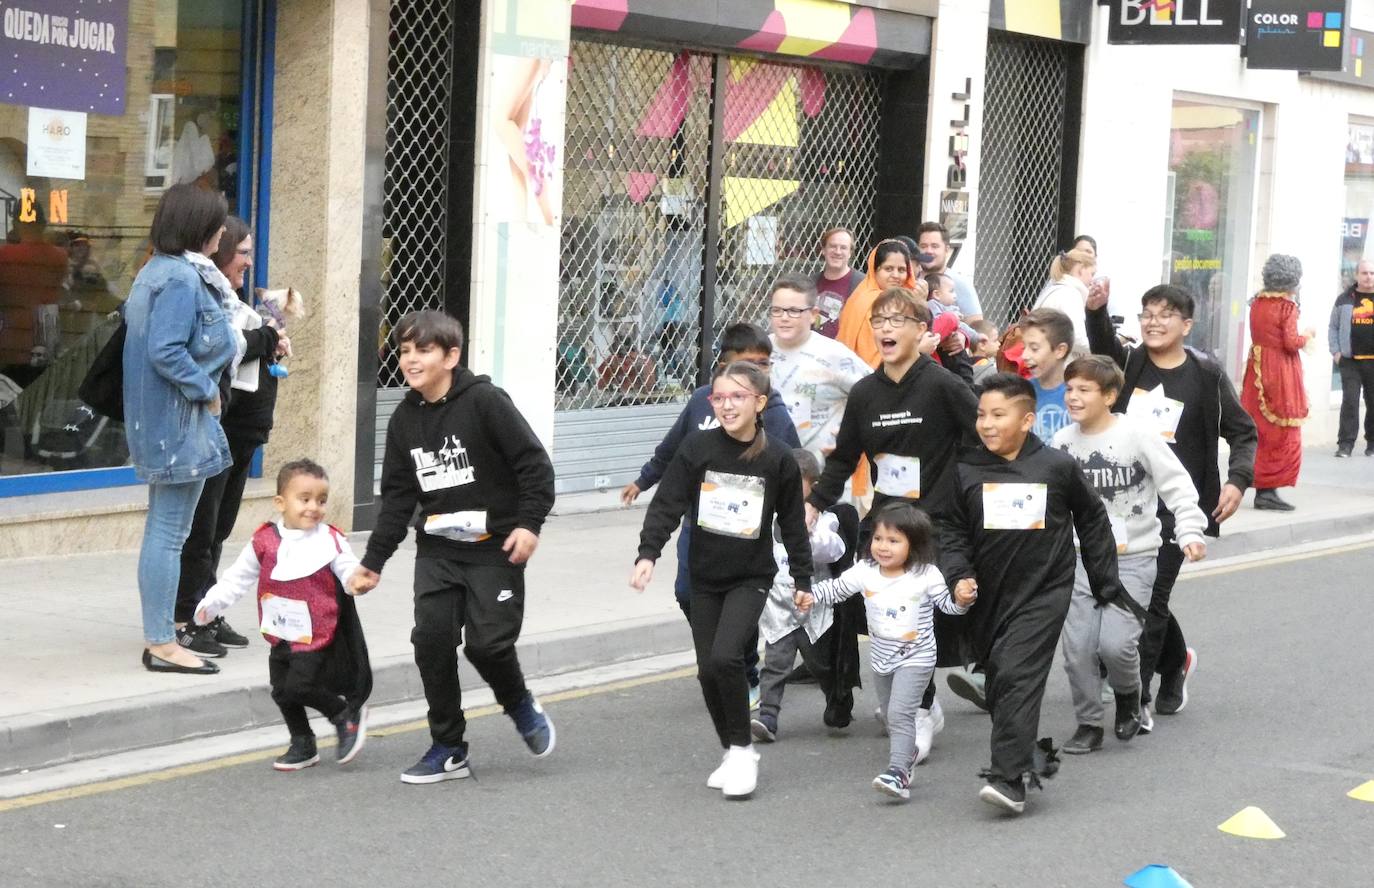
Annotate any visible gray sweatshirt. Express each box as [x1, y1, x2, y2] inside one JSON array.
[[1052, 414, 1207, 556]]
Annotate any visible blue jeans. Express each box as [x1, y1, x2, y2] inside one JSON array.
[[138, 479, 207, 644]]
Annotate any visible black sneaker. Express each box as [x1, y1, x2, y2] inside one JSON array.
[[274, 735, 319, 771], [508, 693, 555, 757], [334, 704, 368, 764], [177, 623, 226, 658], [1062, 724, 1104, 755], [979, 777, 1026, 815], [1114, 692, 1142, 741], [823, 689, 853, 729], [1156, 647, 1197, 715], [1367, 444, 1374, 457], [1253, 489, 1295, 511], [1138, 704, 1154, 735], [1335, 447, 1352, 458], [750, 714, 777, 743], [400, 742, 471, 784], [208, 616, 249, 648]]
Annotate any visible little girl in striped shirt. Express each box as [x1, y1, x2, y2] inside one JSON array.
[[797, 502, 976, 800]]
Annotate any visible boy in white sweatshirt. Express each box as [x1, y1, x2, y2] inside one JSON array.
[[1051, 356, 1207, 753]]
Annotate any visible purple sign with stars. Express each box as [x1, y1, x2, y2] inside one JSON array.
[[0, 0, 128, 116]]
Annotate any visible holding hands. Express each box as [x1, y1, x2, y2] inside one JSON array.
[[953, 578, 978, 607], [349, 566, 380, 596], [793, 589, 815, 614]]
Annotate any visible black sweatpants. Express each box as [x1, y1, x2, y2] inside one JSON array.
[[412, 557, 529, 749], [1139, 511, 1189, 703], [690, 584, 768, 748], [269, 642, 347, 738], [1337, 358, 1374, 450], [175, 434, 261, 623], [984, 585, 1071, 782]]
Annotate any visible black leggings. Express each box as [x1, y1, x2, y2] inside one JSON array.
[[689, 584, 768, 748], [1139, 512, 1190, 702], [269, 643, 346, 738]]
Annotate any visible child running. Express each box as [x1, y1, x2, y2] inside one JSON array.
[[631, 361, 812, 800], [796, 502, 975, 801], [1052, 356, 1208, 754], [194, 459, 371, 771], [1020, 307, 1076, 443], [751, 449, 851, 744], [940, 373, 1133, 815], [351, 310, 557, 784]]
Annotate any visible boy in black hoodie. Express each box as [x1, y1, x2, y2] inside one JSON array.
[[940, 373, 1130, 815], [1086, 284, 1257, 720], [352, 311, 557, 785]]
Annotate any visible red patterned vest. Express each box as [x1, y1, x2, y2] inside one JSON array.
[[252, 523, 345, 653]]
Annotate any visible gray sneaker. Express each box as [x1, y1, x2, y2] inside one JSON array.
[[946, 670, 988, 712]]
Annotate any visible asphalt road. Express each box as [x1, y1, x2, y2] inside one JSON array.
[[3, 544, 1373, 888]]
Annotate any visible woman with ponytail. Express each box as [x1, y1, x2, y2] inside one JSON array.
[[1033, 248, 1096, 354], [630, 361, 812, 800]]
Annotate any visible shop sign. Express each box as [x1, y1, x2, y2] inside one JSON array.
[[26, 107, 86, 180], [1106, 0, 1243, 45], [1245, 1, 1346, 71], [944, 78, 972, 242], [0, 0, 128, 115], [1308, 27, 1372, 86]]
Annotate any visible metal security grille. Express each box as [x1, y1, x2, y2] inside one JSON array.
[[714, 58, 882, 340], [976, 31, 1070, 325], [378, 0, 453, 388], [559, 45, 713, 411]]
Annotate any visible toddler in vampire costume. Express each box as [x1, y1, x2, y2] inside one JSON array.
[[939, 373, 1135, 815], [196, 459, 372, 771]]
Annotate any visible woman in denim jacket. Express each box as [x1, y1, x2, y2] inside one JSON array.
[[123, 185, 241, 675]]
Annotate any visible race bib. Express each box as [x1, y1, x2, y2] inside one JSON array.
[[425, 510, 491, 542], [1128, 387, 1184, 442], [698, 471, 766, 539], [982, 483, 1048, 530], [261, 593, 312, 644], [874, 453, 921, 499]]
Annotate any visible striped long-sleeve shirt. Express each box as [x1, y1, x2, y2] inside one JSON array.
[[811, 561, 968, 674]]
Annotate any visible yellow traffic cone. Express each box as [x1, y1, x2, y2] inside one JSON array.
[[1348, 780, 1374, 802], [1217, 806, 1285, 839]]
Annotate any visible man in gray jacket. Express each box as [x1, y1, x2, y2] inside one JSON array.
[[1329, 260, 1374, 457]]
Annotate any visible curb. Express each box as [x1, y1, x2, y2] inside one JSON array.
[[1204, 509, 1374, 559], [0, 616, 691, 777]]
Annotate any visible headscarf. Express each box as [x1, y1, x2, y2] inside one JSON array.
[[836, 240, 923, 369]]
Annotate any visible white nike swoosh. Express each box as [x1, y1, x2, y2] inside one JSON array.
[[444, 756, 465, 771]]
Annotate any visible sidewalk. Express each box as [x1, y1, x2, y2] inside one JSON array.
[[2, 447, 1371, 775]]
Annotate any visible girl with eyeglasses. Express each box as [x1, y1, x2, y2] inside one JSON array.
[[630, 361, 812, 800]]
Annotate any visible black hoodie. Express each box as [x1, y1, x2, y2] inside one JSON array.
[[362, 368, 555, 572], [938, 435, 1126, 661], [809, 355, 978, 518]]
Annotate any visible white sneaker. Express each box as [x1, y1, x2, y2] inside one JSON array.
[[928, 698, 945, 735], [706, 750, 730, 789], [914, 711, 934, 766], [720, 745, 759, 799]]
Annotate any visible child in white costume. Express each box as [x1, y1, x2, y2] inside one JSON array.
[[797, 502, 975, 801]]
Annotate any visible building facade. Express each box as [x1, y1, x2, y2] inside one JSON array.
[[0, 0, 1357, 556]]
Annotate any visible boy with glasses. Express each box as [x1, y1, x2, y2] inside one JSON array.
[[806, 288, 978, 763], [1086, 284, 1256, 723], [766, 274, 869, 467]]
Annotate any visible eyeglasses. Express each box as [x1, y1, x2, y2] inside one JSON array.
[[869, 314, 921, 329], [768, 306, 811, 318], [707, 392, 758, 407], [1137, 311, 1183, 324]]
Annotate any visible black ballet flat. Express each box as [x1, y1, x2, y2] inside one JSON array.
[[142, 649, 220, 675]]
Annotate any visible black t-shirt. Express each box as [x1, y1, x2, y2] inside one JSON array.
[[1133, 357, 1208, 497], [1351, 291, 1374, 358]]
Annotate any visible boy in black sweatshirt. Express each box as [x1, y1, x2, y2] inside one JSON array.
[[806, 288, 978, 751], [351, 310, 556, 785], [1086, 284, 1257, 720], [940, 373, 1130, 815]]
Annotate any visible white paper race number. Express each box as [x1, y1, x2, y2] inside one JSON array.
[[1128, 387, 1184, 442], [425, 510, 491, 542], [982, 483, 1048, 530], [260, 593, 313, 643], [874, 453, 921, 499], [698, 470, 766, 539]]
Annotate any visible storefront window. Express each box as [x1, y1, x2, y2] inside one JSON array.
[[1341, 122, 1374, 287], [0, 2, 244, 483], [1165, 99, 1260, 379]]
